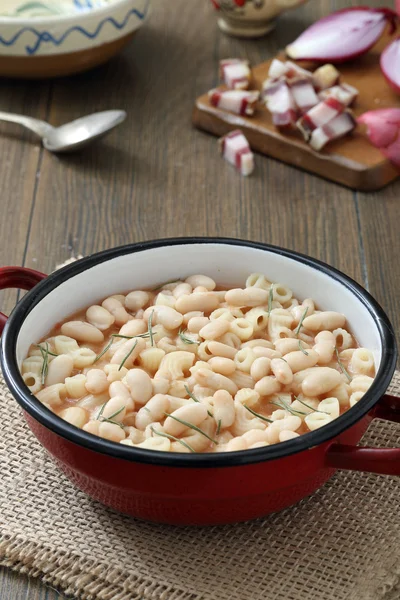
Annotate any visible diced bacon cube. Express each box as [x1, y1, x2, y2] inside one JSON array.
[[219, 130, 254, 176], [297, 96, 346, 140], [268, 59, 289, 80], [319, 83, 358, 107], [313, 64, 340, 90], [263, 80, 297, 127], [309, 111, 356, 151], [288, 77, 319, 114], [284, 61, 314, 81], [220, 59, 251, 90], [208, 89, 259, 116]]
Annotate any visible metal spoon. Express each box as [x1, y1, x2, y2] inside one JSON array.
[[0, 109, 127, 153]]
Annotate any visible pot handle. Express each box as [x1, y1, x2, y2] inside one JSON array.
[[0, 266, 46, 335], [326, 393, 400, 476]]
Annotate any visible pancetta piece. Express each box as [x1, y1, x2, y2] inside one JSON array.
[[209, 89, 259, 116], [309, 111, 356, 151], [220, 58, 251, 90], [219, 130, 254, 176]]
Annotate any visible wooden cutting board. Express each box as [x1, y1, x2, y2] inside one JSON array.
[[192, 35, 400, 191]]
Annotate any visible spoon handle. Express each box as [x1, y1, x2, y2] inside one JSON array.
[[0, 111, 53, 139]]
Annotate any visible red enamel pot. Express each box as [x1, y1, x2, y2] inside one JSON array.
[[0, 238, 398, 525]]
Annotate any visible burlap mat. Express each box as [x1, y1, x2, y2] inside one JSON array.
[[0, 371, 399, 600]]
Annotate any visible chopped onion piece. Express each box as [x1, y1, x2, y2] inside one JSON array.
[[297, 97, 346, 140], [310, 111, 356, 151], [380, 38, 400, 95], [208, 89, 259, 116], [219, 130, 254, 176], [288, 78, 319, 114], [220, 58, 251, 90], [313, 64, 340, 90], [358, 109, 400, 167], [319, 83, 358, 107], [286, 8, 398, 63]]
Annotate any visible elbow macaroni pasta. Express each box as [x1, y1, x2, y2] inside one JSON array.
[[24, 273, 376, 452]]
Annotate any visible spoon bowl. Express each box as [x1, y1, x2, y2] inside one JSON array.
[[0, 109, 127, 153], [43, 110, 127, 153]]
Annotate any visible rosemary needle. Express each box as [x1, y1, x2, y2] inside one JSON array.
[[94, 333, 149, 364], [38, 342, 50, 385], [148, 310, 155, 347], [270, 397, 307, 416], [298, 340, 309, 355], [118, 339, 138, 371], [96, 403, 126, 429], [151, 279, 180, 292], [36, 344, 58, 357], [150, 426, 195, 452], [295, 397, 328, 414], [164, 412, 218, 444], [268, 286, 274, 315], [178, 327, 199, 345], [244, 404, 273, 423], [295, 307, 309, 336], [216, 419, 222, 436], [335, 347, 352, 382]]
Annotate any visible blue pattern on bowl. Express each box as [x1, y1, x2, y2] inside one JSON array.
[[0, 0, 150, 55]]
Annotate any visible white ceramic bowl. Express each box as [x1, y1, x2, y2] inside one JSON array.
[[0, 0, 150, 78]]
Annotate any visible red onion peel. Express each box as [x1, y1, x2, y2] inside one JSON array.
[[286, 7, 398, 63]]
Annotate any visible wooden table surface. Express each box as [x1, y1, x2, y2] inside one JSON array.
[[0, 0, 399, 597]]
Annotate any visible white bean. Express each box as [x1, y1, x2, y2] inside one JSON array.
[[250, 357, 271, 381], [207, 356, 236, 376], [118, 319, 148, 337], [284, 349, 319, 373], [85, 368, 109, 395], [110, 337, 146, 369], [102, 396, 127, 422], [301, 367, 342, 397], [61, 321, 104, 344], [255, 376, 281, 397], [199, 319, 230, 340], [102, 297, 131, 326], [225, 288, 269, 307], [45, 354, 74, 386], [136, 394, 170, 430], [86, 305, 115, 331], [125, 368, 153, 405], [125, 290, 150, 312], [194, 368, 238, 395], [302, 311, 346, 331], [270, 358, 293, 385], [164, 403, 208, 437], [98, 421, 126, 443], [175, 293, 219, 314]]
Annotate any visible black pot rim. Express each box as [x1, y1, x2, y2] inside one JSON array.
[[1, 237, 397, 468]]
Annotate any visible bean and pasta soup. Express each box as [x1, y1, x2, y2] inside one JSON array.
[[21, 273, 376, 453]]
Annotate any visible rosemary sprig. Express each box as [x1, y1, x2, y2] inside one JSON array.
[[178, 327, 199, 345], [38, 341, 50, 385], [295, 307, 309, 336], [184, 385, 214, 417], [94, 333, 149, 364], [164, 412, 218, 444], [295, 397, 328, 414], [270, 397, 307, 416], [148, 310, 155, 347], [119, 339, 138, 371], [150, 426, 195, 452], [244, 404, 273, 423], [268, 285, 274, 315], [216, 419, 222, 436], [151, 279, 180, 292], [298, 340, 309, 355], [36, 344, 58, 357], [96, 403, 126, 429], [335, 346, 352, 382]]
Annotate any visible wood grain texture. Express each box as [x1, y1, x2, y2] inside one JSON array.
[[0, 78, 50, 315], [1, 0, 399, 598]]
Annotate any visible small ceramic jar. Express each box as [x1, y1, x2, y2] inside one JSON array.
[[210, 0, 308, 38]]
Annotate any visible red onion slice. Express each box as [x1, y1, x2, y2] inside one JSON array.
[[358, 109, 400, 167], [286, 8, 397, 63], [380, 38, 400, 94]]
